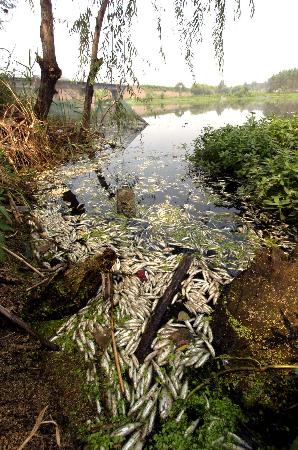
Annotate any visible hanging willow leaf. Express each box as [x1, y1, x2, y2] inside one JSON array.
[[71, 0, 254, 88]]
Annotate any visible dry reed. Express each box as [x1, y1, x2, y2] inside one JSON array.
[[0, 80, 98, 173], [0, 80, 54, 169]]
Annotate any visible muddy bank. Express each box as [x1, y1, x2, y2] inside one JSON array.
[[212, 246, 298, 447], [0, 330, 91, 449], [214, 246, 297, 362], [0, 226, 78, 449]]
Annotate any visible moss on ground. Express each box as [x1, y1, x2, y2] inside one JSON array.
[[211, 246, 298, 447]]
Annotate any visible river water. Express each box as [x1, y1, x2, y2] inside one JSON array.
[[102, 107, 264, 211], [37, 105, 273, 272]]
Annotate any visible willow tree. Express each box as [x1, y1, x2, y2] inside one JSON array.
[[81, 0, 109, 130], [34, 0, 62, 119], [73, 0, 255, 130], [0, 0, 16, 28]]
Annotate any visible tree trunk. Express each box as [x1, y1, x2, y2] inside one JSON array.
[[81, 0, 109, 131], [34, 0, 62, 120]]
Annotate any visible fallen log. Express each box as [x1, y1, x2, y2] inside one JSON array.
[[135, 254, 193, 362], [0, 304, 59, 351]]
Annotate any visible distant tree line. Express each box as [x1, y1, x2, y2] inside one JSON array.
[[190, 80, 253, 97], [189, 68, 298, 97], [267, 68, 298, 92]]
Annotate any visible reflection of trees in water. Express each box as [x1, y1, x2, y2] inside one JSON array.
[[144, 102, 252, 117], [142, 99, 298, 118], [215, 104, 225, 115], [188, 104, 217, 115], [261, 101, 298, 116]]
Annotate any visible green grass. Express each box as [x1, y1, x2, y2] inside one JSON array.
[[128, 94, 222, 106], [127, 91, 298, 106]]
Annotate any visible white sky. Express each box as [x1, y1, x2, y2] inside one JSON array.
[[0, 0, 297, 87]]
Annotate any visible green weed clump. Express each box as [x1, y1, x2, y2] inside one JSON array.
[[151, 390, 244, 450], [191, 114, 298, 221]]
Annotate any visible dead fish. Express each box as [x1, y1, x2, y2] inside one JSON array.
[[227, 432, 253, 449], [180, 379, 188, 399], [121, 430, 142, 450], [176, 408, 185, 422], [111, 422, 142, 438], [140, 397, 156, 420], [185, 418, 200, 436], [152, 360, 166, 383], [194, 352, 210, 368], [128, 396, 146, 415], [147, 405, 157, 434], [159, 387, 172, 419], [204, 340, 215, 357]]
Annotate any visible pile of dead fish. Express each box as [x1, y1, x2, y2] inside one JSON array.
[[28, 205, 255, 449]]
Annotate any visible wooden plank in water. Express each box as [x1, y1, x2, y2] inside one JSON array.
[[134, 254, 193, 362]]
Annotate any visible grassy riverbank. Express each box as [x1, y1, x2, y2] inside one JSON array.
[[127, 91, 298, 106], [190, 114, 298, 222]]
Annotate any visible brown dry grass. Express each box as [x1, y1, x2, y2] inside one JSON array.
[[0, 80, 100, 181], [0, 82, 53, 170]]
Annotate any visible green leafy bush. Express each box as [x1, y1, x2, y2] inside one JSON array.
[[191, 114, 298, 221]]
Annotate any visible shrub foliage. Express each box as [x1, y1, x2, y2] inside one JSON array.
[[191, 114, 298, 221]]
